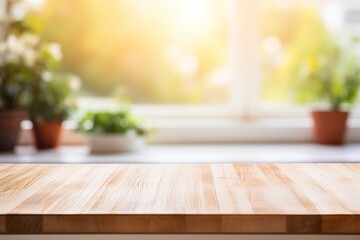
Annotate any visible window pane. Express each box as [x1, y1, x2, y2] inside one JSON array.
[[261, 0, 360, 107], [29, 0, 230, 104]]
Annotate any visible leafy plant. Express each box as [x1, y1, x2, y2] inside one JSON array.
[[0, 0, 36, 110], [27, 41, 80, 122], [296, 43, 360, 110], [0, 0, 80, 119], [78, 109, 148, 137], [0, 56, 33, 110], [30, 73, 80, 122]]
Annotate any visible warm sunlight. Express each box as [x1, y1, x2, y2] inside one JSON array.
[[177, 0, 211, 28], [27, 0, 229, 104]]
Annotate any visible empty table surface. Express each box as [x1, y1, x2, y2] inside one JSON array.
[[0, 163, 359, 234]]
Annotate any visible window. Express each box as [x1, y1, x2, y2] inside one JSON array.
[[19, 0, 360, 121], [29, 0, 231, 106]]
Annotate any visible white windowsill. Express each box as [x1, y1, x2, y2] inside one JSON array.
[[1, 143, 360, 163], [18, 118, 360, 145], [149, 118, 360, 143]]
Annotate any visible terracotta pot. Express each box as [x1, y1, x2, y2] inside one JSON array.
[[311, 110, 349, 145], [32, 120, 63, 150], [0, 110, 26, 152]]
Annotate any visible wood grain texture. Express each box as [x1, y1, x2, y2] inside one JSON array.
[[6, 215, 42, 234], [322, 216, 360, 233], [0, 163, 359, 234], [0, 216, 5, 233]]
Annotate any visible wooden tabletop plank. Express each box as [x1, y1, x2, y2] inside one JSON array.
[[0, 216, 4, 233], [0, 163, 359, 234]]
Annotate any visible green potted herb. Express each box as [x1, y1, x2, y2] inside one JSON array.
[[78, 107, 148, 153], [298, 45, 360, 144], [30, 71, 79, 149], [0, 1, 35, 151], [26, 39, 80, 149]]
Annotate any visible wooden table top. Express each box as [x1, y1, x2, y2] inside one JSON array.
[[0, 163, 359, 234]]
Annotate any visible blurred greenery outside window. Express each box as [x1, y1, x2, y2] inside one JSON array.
[[9, 0, 360, 111], [25, 0, 230, 105], [261, 0, 360, 109]]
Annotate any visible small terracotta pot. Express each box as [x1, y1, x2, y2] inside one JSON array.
[[32, 120, 63, 150], [0, 110, 26, 152], [311, 110, 349, 145]]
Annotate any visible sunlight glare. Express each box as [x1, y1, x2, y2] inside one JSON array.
[[178, 0, 210, 27], [25, 0, 44, 9]]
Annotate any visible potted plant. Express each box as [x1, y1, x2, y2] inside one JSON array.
[[0, 1, 35, 151], [78, 107, 148, 153], [29, 71, 79, 149], [27, 41, 80, 150], [298, 45, 360, 144]]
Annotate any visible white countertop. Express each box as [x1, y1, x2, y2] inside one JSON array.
[[0, 144, 359, 163]]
